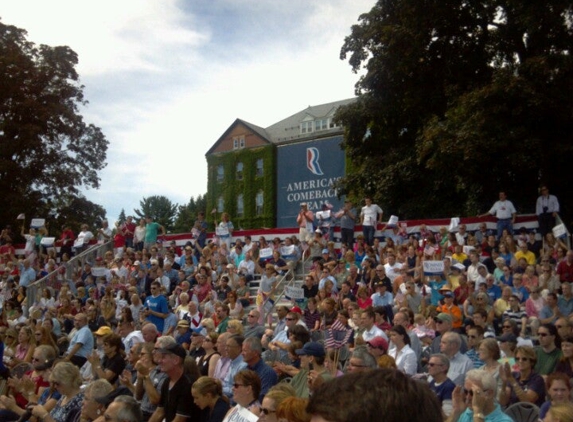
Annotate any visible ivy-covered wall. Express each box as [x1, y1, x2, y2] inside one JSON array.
[[206, 145, 276, 229]]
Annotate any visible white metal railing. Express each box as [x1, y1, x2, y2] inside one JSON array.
[[26, 241, 113, 316]]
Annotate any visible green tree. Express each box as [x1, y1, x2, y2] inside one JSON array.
[[52, 194, 106, 235], [336, 0, 573, 220], [173, 194, 207, 233], [134, 195, 177, 232], [117, 209, 127, 226], [0, 20, 109, 229]]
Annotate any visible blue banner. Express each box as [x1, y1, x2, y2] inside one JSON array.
[[276, 136, 345, 228]]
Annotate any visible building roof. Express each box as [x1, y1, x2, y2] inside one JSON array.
[[206, 118, 272, 155], [265, 97, 355, 144], [206, 98, 356, 155]]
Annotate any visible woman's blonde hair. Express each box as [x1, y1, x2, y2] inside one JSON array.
[[227, 319, 244, 335], [276, 397, 310, 422], [50, 361, 82, 389]]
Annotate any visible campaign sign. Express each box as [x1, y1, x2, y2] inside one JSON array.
[[423, 260, 445, 275], [31, 218, 45, 228], [284, 285, 305, 300], [276, 136, 345, 228]]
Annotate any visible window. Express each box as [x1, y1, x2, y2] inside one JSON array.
[[233, 136, 245, 149], [256, 158, 263, 177], [329, 120, 338, 129], [217, 197, 224, 213], [236, 162, 243, 180], [237, 194, 244, 217], [256, 190, 264, 216], [216, 165, 224, 182], [315, 118, 328, 131], [300, 121, 313, 134]]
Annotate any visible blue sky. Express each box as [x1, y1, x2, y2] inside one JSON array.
[[2, 0, 375, 226]]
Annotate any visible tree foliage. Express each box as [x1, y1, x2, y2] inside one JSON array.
[[52, 195, 106, 235], [117, 209, 127, 226], [0, 20, 109, 228], [336, 0, 573, 220], [173, 194, 207, 234], [134, 196, 177, 232]]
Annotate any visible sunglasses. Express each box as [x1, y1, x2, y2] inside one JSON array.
[[285, 318, 295, 321], [260, 408, 276, 415]]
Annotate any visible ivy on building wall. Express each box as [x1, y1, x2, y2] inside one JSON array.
[[206, 145, 276, 229]]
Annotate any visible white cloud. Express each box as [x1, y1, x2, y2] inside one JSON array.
[[2, 0, 376, 225]]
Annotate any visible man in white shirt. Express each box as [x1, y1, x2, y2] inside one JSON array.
[[360, 196, 383, 246], [361, 308, 388, 342], [479, 191, 516, 240], [384, 252, 403, 282]]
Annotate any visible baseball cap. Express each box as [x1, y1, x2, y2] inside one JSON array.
[[452, 263, 466, 271], [496, 333, 517, 343], [156, 343, 187, 359], [290, 306, 303, 315], [94, 326, 113, 336], [295, 342, 325, 357], [366, 337, 388, 352], [322, 249, 329, 254], [191, 327, 207, 336], [434, 313, 453, 324]]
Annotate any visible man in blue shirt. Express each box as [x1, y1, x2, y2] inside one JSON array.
[[242, 337, 277, 400], [64, 313, 94, 368], [143, 280, 168, 333], [222, 335, 247, 400], [18, 259, 37, 287]]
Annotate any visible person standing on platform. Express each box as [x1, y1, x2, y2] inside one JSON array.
[[536, 186, 560, 237], [360, 196, 383, 246], [479, 191, 516, 240]]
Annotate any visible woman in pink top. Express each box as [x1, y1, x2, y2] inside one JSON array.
[[525, 287, 545, 338], [12, 326, 35, 366]]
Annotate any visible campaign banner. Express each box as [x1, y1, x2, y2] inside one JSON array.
[[423, 260, 445, 275], [259, 247, 273, 259], [91, 267, 109, 277], [40, 237, 55, 246], [31, 218, 45, 228], [449, 217, 460, 232], [284, 285, 305, 300], [276, 136, 345, 228], [463, 245, 475, 255], [553, 223, 568, 239]]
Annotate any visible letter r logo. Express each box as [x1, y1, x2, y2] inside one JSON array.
[[306, 147, 324, 176]]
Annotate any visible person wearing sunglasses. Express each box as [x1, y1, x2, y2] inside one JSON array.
[[449, 369, 513, 422], [29, 361, 84, 422], [498, 345, 546, 407], [192, 376, 230, 422], [224, 369, 261, 419], [258, 384, 296, 422]]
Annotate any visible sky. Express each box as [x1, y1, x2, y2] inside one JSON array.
[[2, 0, 375, 227]]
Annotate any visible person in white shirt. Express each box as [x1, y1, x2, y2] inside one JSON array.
[[479, 191, 517, 240], [536, 185, 560, 237], [360, 196, 383, 246], [384, 252, 403, 282], [388, 325, 417, 376], [361, 308, 388, 342]]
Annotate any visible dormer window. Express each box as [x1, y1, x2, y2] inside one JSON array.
[[233, 136, 245, 149]]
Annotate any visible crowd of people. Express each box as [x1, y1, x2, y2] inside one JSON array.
[[0, 189, 570, 422]]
